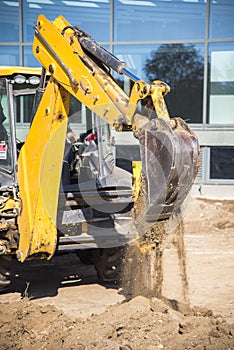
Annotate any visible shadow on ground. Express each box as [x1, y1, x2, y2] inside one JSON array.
[[1, 253, 118, 300]]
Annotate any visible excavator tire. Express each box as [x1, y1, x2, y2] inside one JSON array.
[[0, 255, 11, 291], [93, 247, 125, 284], [77, 249, 95, 265]]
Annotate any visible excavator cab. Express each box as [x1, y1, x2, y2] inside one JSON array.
[[0, 68, 43, 185], [0, 68, 43, 289], [57, 108, 136, 251], [0, 79, 13, 178]]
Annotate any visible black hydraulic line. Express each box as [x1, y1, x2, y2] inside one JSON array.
[[78, 36, 141, 83], [39, 66, 47, 89], [79, 36, 126, 74]]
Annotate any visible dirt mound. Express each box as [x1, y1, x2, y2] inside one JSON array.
[[0, 197, 233, 349], [0, 296, 233, 350]]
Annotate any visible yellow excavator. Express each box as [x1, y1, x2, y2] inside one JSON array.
[[0, 15, 199, 289]]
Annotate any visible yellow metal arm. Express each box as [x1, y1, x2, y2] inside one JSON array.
[[33, 15, 124, 126], [33, 15, 171, 130], [17, 80, 70, 262]]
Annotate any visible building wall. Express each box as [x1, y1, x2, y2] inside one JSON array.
[[0, 0, 233, 184]]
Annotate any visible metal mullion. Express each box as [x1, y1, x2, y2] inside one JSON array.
[[110, 0, 114, 46], [19, 0, 23, 66], [202, 0, 210, 128]]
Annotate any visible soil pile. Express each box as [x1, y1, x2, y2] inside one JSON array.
[[0, 197, 233, 349], [0, 296, 233, 350]]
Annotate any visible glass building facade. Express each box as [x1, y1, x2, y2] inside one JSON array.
[[0, 0, 233, 184]]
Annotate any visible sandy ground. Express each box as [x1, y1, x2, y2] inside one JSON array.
[[0, 196, 233, 349]]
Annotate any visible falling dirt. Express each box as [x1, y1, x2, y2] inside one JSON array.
[[168, 214, 190, 304], [121, 220, 167, 299], [122, 174, 169, 299], [0, 197, 233, 349], [121, 211, 189, 305]]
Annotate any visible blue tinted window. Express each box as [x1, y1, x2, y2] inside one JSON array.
[[114, 43, 204, 123], [210, 0, 234, 39], [23, 46, 40, 67], [114, 45, 153, 80], [22, 0, 110, 42], [114, 0, 206, 42], [207, 42, 234, 125], [210, 147, 234, 179], [0, 47, 19, 65], [0, 0, 19, 42]]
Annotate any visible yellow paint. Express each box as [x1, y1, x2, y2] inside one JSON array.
[[132, 161, 142, 201], [33, 15, 123, 127], [151, 80, 170, 120], [127, 81, 150, 125], [135, 240, 152, 254], [0, 198, 16, 212], [17, 79, 70, 262], [0, 67, 42, 77]]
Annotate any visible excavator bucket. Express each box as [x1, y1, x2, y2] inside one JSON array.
[[135, 116, 200, 224]]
